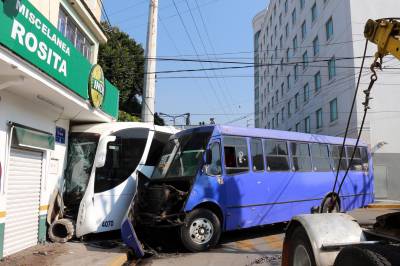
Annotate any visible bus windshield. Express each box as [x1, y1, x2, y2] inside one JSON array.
[[64, 133, 99, 204], [152, 131, 212, 179]]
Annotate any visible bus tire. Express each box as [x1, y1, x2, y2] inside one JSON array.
[[180, 208, 221, 252], [48, 218, 75, 243], [334, 245, 392, 266], [283, 225, 316, 266]]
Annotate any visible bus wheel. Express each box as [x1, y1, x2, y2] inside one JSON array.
[[320, 196, 340, 213], [284, 226, 316, 266], [180, 208, 221, 252]]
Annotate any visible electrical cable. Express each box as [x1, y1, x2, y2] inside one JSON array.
[[330, 39, 368, 209]]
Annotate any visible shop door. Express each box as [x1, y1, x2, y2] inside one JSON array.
[[4, 148, 43, 256]]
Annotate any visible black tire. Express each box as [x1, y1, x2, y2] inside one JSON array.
[[180, 208, 221, 252], [334, 244, 400, 266], [48, 218, 75, 243], [321, 196, 340, 213], [282, 226, 316, 266]]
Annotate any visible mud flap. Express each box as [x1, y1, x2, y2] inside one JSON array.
[[121, 219, 145, 258]]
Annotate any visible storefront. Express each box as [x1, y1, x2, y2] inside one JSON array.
[[0, 0, 119, 257]]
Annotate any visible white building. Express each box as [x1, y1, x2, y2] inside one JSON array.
[[253, 0, 400, 200], [0, 0, 120, 257]]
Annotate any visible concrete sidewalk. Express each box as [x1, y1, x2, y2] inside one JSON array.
[[367, 200, 400, 209], [0, 241, 128, 266]]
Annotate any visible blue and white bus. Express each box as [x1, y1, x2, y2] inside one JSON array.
[[122, 125, 373, 253]]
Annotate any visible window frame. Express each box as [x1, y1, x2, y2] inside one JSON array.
[[250, 138, 265, 172], [264, 139, 291, 172], [222, 136, 250, 175]]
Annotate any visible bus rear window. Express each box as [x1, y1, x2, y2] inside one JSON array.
[[347, 146, 369, 171], [223, 137, 249, 175], [264, 139, 290, 171]]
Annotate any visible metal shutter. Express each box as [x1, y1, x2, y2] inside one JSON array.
[[4, 148, 43, 256]]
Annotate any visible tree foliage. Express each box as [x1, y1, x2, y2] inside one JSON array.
[[98, 23, 164, 125]]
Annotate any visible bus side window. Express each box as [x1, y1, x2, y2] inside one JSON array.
[[291, 142, 312, 172], [264, 139, 290, 171], [310, 143, 331, 172], [346, 146, 363, 171], [330, 145, 348, 171], [94, 128, 149, 193], [250, 138, 265, 172], [360, 147, 369, 171], [223, 136, 249, 175], [206, 142, 222, 176]]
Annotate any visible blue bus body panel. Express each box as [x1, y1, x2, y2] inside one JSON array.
[[183, 125, 373, 232]]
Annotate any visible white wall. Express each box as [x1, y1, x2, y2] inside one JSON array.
[[0, 90, 69, 210]]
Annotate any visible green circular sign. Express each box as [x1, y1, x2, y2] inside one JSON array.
[[88, 64, 105, 108]]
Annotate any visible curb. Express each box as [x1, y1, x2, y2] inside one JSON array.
[[366, 204, 400, 209]]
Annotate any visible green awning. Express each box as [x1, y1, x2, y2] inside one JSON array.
[[13, 126, 55, 150]]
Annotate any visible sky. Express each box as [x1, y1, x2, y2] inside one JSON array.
[[102, 0, 268, 126]]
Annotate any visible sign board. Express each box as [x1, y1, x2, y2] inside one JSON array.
[[55, 127, 66, 144], [0, 0, 119, 118], [88, 64, 105, 108]]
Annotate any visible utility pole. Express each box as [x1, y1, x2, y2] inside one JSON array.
[[141, 0, 159, 124]]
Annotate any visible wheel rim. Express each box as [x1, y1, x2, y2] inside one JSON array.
[[189, 218, 214, 245], [293, 244, 312, 266]]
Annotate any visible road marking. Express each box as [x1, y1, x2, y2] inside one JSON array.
[[236, 239, 256, 250], [107, 253, 128, 266], [263, 235, 283, 250]]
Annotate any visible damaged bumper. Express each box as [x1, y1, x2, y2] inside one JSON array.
[[121, 218, 145, 258]]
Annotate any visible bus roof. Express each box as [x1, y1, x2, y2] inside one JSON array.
[[178, 125, 367, 147], [71, 122, 178, 136]]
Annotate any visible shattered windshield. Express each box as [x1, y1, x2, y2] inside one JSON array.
[[152, 131, 212, 179], [64, 133, 99, 203]]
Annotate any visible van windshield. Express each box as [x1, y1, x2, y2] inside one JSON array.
[[152, 131, 212, 179], [64, 133, 99, 204]]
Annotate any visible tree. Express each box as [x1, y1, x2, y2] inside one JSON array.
[[98, 23, 164, 125]]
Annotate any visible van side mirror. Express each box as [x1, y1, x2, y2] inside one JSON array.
[[205, 149, 212, 165]]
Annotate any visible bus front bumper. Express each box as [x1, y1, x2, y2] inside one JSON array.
[[121, 218, 145, 258]]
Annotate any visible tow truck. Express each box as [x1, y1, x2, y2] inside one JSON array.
[[282, 19, 400, 266]]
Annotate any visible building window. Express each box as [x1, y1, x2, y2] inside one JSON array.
[[311, 2, 317, 22], [294, 64, 299, 80], [326, 17, 334, 40], [286, 48, 290, 61], [314, 71, 321, 92], [287, 100, 291, 117], [272, 96, 275, 108], [274, 25, 277, 38], [281, 58, 284, 71], [276, 113, 279, 127], [285, 23, 289, 38], [300, 0, 305, 9], [313, 36, 319, 56], [285, 0, 288, 13], [58, 8, 93, 61], [280, 35, 283, 49], [281, 83, 284, 97], [287, 74, 291, 90], [268, 102, 271, 112], [295, 92, 300, 109], [330, 98, 338, 122], [302, 50, 308, 69], [267, 122, 271, 129], [279, 13, 283, 25], [295, 122, 301, 132], [272, 118, 275, 129], [292, 8, 296, 25], [281, 107, 285, 122], [316, 108, 323, 129], [304, 116, 311, 133], [328, 57, 336, 79], [301, 21, 307, 40], [293, 35, 298, 54], [303, 83, 310, 103], [275, 90, 279, 105]]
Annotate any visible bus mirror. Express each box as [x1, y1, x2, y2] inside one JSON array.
[[95, 136, 117, 168], [205, 149, 212, 165]]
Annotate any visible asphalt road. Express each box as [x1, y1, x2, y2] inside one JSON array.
[[134, 223, 286, 266]]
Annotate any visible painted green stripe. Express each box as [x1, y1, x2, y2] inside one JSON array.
[[0, 223, 4, 259], [38, 215, 47, 243]]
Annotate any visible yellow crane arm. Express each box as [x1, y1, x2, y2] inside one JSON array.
[[364, 18, 400, 61]]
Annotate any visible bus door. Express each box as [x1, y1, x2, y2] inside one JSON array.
[[222, 136, 259, 230], [76, 128, 150, 237]]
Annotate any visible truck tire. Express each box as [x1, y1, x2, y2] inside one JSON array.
[[334, 245, 400, 266], [282, 225, 316, 266], [180, 208, 221, 252], [48, 218, 75, 243]]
